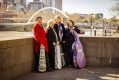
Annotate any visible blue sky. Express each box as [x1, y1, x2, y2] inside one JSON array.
[[27, 0, 117, 18]]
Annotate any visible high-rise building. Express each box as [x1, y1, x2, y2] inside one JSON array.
[[55, 0, 62, 10], [3, 0, 14, 4], [95, 13, 103, 19], [33, 0, 40, 2], [42, 0, 51, 7], [42, 0, 62, 10], [0, 0, 4, 8], [28, 1, 44, 11], [2, 0, 26, 6], [14, 0, 26, 5]]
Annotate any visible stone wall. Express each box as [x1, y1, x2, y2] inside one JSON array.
[[0, 38, 34, 80], [80, 37, 119, 67], [0, 35, 119, 80]]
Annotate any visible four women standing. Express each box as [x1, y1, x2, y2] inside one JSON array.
[[32, 16, 86, 72]]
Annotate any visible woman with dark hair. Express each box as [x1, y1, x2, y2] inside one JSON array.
[[65, 20, 80, 67], [65, 20, 86, 68], [32, 17, 53, 72]]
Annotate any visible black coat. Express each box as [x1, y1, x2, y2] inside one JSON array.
[[54, 23, 66, 42], [65, 26, 80, 46], [46, 27, 60, 47], [46, 27, 59, 69]]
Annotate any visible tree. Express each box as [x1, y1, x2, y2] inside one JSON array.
[[111, 0, 119, 14], [108, 16, 118, 27]]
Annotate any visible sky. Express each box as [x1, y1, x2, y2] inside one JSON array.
[[63, 0, 117, 18], [27, 0, 117, 18]]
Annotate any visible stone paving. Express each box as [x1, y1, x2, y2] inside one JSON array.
[[17, 67, 119, 80]]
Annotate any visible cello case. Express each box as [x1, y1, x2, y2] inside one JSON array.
[[38, 45, 46, 72], [55, 44, 62, 69], [72, 29, 86, 68]]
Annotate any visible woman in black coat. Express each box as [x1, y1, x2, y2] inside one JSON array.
[[65, 20, 80, 67], [46, 20, 60, 69]]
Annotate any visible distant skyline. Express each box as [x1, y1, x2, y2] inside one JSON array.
[[27, 0, 117, 18]]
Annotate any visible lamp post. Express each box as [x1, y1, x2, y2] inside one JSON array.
[[102, 18, 106, 36], [113, 19, 117, 29], [90, 14, 95, 36], [103, 18, 106, 27], [90, 17, 93, 26]]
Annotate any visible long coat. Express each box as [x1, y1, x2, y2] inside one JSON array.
[[32, 23, 48, 53], [46, 27, 60, 69]]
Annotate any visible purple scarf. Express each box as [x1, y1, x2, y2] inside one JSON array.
[[58, 24, 63, 41]]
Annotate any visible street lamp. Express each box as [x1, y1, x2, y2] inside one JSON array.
[[103, 18, 106, 27], [90, 14, 95, 36], [90, 14, 95, 26], [113, 19, 117, 28]]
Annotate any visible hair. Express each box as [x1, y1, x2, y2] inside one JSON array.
[[47, 19, 54, 28], [36, 16, 42, 21], [54, 15, 61, 24], [54, 15, 61, 19], [67, 20, 74, 27]]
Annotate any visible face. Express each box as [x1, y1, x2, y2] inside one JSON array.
[[49, 21, 54, 28], [67, 20, 73, 28], [37, 18, 42, 25], [55, 17, 61, 23]]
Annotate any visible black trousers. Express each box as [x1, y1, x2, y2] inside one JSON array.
[[34, 52, 39, 71], [65, 44, 74, 67], [34, 52, 50, 71], [48, 46, 55, 69]]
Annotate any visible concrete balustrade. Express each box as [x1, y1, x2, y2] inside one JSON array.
[[0, 33, 34, 80], [80, 37, 119, 67], [0, 31, 119, 80]]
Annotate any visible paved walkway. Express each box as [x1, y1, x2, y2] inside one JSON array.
[[0, 31, 32, 41], [17, 67, 119, 80]]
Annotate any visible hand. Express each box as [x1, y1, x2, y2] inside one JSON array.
[[71, 27, 75, 30], [41, 44, 44, 47], [70, 27, 75, 33], [57, 41, 59, 45], [53, 42, 56, 46]]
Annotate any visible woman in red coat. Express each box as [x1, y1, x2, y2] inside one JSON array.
[[32, 16, 53, 72], [32, 17, 48, 53]]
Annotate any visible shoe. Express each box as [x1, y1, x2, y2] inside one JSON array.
[[47, 68, 55, 72], [68, 65, 74, 68], [68, 65, 72, 67]]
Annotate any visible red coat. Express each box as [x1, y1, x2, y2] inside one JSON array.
[[32, 23, 48, 53]]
